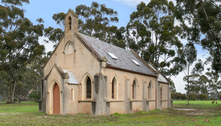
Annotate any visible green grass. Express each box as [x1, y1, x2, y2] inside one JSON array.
[[0, 100, 221, 125], [0, 101, 38, 113]]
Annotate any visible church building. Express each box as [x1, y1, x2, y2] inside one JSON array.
[[39, 9, 172, 115]]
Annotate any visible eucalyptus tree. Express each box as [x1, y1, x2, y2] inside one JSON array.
[[183, 74, 208, 94], [15, 55, 48, 100], [169, 80, 176, 92], [44, 12, 65, 47], [175, 0, 221, 73], [204, 70, 221, 98], [186, 59, 207, 94], [0, 0, 45, 102], [45, 2, 125, 48], [76, 1, 119, 41], [0, 71, 8, 100], [126, 0, 184, 76], [182, 42, 197, 105]]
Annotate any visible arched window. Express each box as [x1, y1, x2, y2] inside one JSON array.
[[64, 42, 74, 54], [112, 77, 117, 99], [86, 77, 91, 99], [69, 16, 72, 30], [71, 88, 74, 101], [132, 80, 137, 99], [148, 82, 152, 99], [160, 87, 162, 99]]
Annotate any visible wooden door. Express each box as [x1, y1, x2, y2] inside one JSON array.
[[53, 84, 60, 114]]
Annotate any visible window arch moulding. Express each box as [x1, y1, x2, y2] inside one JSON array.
[[64, 41, 75, 54], [80, 73, 93, 100], [111, 75, 119, 99], [132, 77, 138, 99]]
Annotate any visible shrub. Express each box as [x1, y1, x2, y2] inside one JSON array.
[[199, 94, 207, 100], [208, 97, 216, 100], [29, 90, 41, 102], [188, 93, 196, 100], [14, 97, 18, 102], [171, 92, 187, 100], [218, 93, 221, 100]]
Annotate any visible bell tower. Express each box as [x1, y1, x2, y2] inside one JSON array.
[[64, 9, 78, 35]]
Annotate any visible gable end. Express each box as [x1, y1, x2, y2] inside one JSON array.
[[75, 33, 103, 61]]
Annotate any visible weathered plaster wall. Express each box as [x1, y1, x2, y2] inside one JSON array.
[[44, 11, 100, 115], [43, 9, 171, 115], [101, 67, 157, 114], [46, 67, 64, 114], [160, 83, 169, 109]]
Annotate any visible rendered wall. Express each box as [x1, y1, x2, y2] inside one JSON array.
[[101, 67, 157, 114], [42, 9, 171, 115], [43, 11, 100, 115]]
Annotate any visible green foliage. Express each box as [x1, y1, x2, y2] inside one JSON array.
[[218, 92, 221, 100], [171, 92, 187, 100], [16, 55, 48, 100], [29, 90, 40, 102], [188, 93, 196, 100], [46, 2, 125, 48], [205, 70, 221, 96], [169, 80, 176, 92], [13, 97, 18, 102], [175, 0, 221, 73], [0, 0, 45, 102], [126, 0, 184, 77], [182, 42, 197, 104], [76, 1, 118, 41], [199, 94, 207, 100], [172, 92, 207, 100]]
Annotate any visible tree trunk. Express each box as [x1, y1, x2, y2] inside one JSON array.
[[8, 81, 16, 103], [187, 64, 190, 105]]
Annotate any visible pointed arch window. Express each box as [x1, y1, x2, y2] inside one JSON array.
[[69, 16, 72, 30], [71, 89, 74, 101], [112, 77, 117, 99], [132, 80, 137, 99], [160, 87, 163, 100], [64, 41, 74, 54], [86, 77, 91, 99], [148, 82, 152, 99]]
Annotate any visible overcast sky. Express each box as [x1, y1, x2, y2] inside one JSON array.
[[21, 0, 209, 93]]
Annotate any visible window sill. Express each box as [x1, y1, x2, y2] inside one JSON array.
[[104, 98, 125, 102], [127, 98, 142, 102], [160, 99, 168, 102], [145, 98, 155, 102], [78, 99, 92, 102]]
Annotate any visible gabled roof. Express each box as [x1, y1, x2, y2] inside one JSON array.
[[148, 63, 169, 84], [42, 64, 69, 80], [77, 33, 156, 77]]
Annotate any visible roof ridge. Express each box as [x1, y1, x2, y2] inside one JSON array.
[[79, 33, 129, 52], [75, 33, 103, 61]]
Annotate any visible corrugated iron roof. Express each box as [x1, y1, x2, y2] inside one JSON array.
[[79, 33, 156, 76]]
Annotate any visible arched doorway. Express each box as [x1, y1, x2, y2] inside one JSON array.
[[53, 83, 60, 114]]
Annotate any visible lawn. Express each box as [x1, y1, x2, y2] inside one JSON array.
[[0, 100, 221, 125]]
